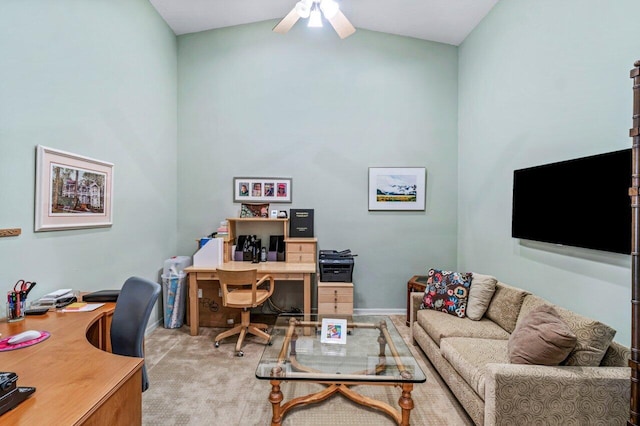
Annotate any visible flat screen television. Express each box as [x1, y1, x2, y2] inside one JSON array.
[[512, 149, 631, 255]]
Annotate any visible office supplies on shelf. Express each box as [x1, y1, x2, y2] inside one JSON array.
[[0, 372, 35, 416], [33, 289, 77, 309]]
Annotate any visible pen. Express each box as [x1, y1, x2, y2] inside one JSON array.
[[7, 291, 15, 319], [15, 292, 20, 317]]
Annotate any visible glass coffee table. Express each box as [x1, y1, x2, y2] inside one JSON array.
[[255, 315, 426, 426]]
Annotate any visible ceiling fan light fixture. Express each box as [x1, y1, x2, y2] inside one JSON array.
[[308, 6, 323, 28], [320, 0, 339, 19], [295, 0, 312, 19]]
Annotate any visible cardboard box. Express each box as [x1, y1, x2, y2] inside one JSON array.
[[186, 280, 240, 327]]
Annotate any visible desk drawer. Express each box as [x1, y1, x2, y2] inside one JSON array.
[[286, 253, 315, 263], [196, 272, 219, 280], [287, 242, 316, 253], [268, 273, 304, 280], [318, 288, 353, 303], [318, 302, 353, 315]]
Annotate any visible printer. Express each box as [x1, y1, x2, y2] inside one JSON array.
[[319, 249, 355, 282]]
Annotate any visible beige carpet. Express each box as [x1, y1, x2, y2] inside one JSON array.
[[142, 315, 473, 425]]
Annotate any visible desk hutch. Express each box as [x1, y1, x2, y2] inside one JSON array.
[[184, 217, 317, 335]]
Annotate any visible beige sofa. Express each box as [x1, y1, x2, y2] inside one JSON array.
[[410, 279, 630, 425]]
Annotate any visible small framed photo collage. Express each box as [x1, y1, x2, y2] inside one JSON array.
[[233, 177, 292, 204], [320, 318, 347, 345]]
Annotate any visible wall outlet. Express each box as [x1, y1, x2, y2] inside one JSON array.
[[219, 288, 222, 297], [198, 288, 203, 298]]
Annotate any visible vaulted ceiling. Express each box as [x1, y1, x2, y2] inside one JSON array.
[[149, 0, 499, 46]]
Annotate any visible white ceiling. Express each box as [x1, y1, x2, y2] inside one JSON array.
[[149, 0, 499, 46]]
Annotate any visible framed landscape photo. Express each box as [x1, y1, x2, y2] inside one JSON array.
[[368, 167, 426, 211], [233, 177, 292, 203], [35, 146, 114, 231]]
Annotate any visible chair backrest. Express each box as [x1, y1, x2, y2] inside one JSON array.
[[217, 269, 258, 307], [110, 276, 161, 392]]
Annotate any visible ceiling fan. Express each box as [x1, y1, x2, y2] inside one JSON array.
[[273, 0, 356, 39]]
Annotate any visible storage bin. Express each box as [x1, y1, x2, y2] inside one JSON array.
[[162, 273, 186, 328], [162, 256, 192, 277]]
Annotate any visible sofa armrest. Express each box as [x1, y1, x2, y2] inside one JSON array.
[[409, 292, 424, 328], [484, 363, 630, 426]]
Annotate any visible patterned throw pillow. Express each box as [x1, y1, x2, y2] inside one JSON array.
[[420, 269, 473, 318]]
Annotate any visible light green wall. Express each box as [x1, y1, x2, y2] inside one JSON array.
[[458, 0, 640, 346], [5, 0, 633, 338], [0, 0, 177, 326], [177, 21, 459, 311]]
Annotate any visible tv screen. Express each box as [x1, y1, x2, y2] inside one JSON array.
[[512, 149, 631, 254]]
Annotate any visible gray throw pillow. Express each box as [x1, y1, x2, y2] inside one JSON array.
[[466, 273, 497, 321], [508, 304, 577, 365]]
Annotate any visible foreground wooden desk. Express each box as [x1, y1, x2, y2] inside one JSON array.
[[0, 304, 143, 425], [184, 261, 316, 336]]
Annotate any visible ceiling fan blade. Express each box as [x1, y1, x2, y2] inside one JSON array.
[[273, 7, 300, 34], [326, 9, 356, 39]]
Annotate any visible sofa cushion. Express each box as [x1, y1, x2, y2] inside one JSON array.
[[420, 269, 472, 318], [508, 304, 577, 365], [515, 294, 549, 329], [553, 305, 616, 367], [440, 337, 510, 400], [485, 282, 529, 333], [466, 273, 498, 321], [417, 308, 510, 346]]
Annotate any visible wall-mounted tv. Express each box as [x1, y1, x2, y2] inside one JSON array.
[[512, 149, 631, 255]]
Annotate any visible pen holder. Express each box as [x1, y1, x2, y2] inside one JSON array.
[[6, 298, 26, 322]]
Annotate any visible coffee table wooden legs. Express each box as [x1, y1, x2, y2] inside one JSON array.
[[269, 380, 284, 425], [268, 380, 415, 426], [398, 383, 415, 426]]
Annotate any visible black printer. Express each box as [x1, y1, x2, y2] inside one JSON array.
[[319, 249, 355, 282]]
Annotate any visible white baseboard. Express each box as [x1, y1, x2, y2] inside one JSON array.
[[353, 308, 405, 316], [145, 318, 162, 336]]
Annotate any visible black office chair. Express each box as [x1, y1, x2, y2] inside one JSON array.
[[110, 276, 161, 392]]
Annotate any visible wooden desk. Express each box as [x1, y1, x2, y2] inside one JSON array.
[[184, 261, 316, 336], [0, 305, 143, 425]]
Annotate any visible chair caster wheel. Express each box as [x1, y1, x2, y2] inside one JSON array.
[[236, 351, 244, 357], [214, 341, 220, 348]]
